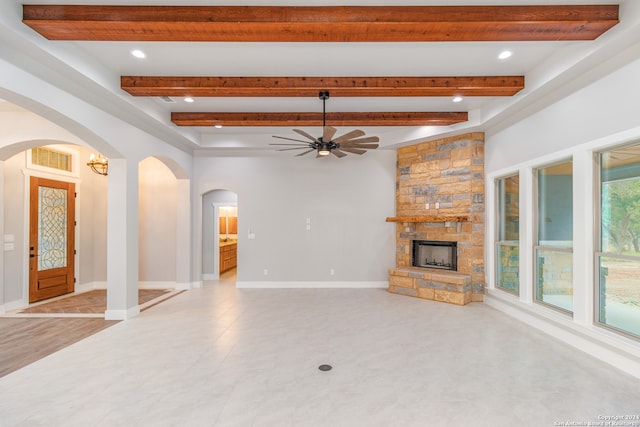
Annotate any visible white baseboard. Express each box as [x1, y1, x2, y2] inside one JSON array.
[[105, 305, 140, 320], [175, 281, 193, 290], [202, 274, 216, 281], [2, 298, 28, 313], [485, 290, 640, 380], [76, 281, 106, 291], [235, 281, 388, 289], [81, 281, 183, 290], [138, 281, 176, 289]]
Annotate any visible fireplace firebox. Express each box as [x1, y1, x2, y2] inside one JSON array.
[[412, 240, 457, 271]]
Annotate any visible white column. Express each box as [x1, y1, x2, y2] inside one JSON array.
[[175, 179, 192, 290], [520, 166, 534, 304], [105, 158, 139, 320], [192, 189, 203, 288], [572, 150, 594, 325]]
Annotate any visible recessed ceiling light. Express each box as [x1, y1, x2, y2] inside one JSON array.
[[131, 49, 146, 59], [498, 50, 512, 60], [214, 124, 223, 129], [184, 97, 194, 103], [453, 96, 463, 103]]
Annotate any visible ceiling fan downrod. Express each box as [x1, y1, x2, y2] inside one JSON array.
[[319, 90, 330, 132]]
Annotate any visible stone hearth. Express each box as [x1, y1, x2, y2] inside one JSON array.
[[388, 132, 485, 305]]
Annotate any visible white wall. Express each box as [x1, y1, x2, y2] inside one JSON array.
[[2, 153, 26, 303], [486, 58, 640, 173], [138, 157, 177, 285], [484, 57, 640, 378], [195, 151, 396, 286]]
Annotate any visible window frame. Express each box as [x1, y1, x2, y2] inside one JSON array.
[[495, 173, 520, 296], [594, 142, 640, 341], [532, 159, 574, 315]]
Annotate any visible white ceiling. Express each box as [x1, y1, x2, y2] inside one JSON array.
[[3, 0, 639, 154]]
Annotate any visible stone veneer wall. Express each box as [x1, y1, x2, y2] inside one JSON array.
[[389, 132, 485, 304]]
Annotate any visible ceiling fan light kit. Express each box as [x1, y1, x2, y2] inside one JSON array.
[[271, 91, 379, 159]]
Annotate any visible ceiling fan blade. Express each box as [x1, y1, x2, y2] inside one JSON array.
[[295, 149, 315, 157], [332, 129, 366, 144], [341, 143, 379, 150], [332, 149, 347, 158], [293, 129, 320, 142], [272, 135, 312, 144], [323, 126, 337, 142], [338, 147, 367, 155], [340, 136, 379, 145]]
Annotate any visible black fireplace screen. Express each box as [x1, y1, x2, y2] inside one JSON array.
[[412, 240, 457, 271]]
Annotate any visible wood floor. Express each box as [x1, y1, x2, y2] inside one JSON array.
[[0, 289, 180, 378], [0, 317, 118, 377], [19, 289, 170, 314]]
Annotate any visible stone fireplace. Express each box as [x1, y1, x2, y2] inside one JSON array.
[[387, 132, 485, 305]]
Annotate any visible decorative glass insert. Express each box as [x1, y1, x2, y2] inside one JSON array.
[[534, 161, 573, 313], [31, 147, 72, 172], [597, 143, 640, 339], [496, 174, 520, 294], [38, 186, 68, 271]]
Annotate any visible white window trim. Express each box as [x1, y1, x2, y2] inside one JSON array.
[[26, 144, 80, 179]]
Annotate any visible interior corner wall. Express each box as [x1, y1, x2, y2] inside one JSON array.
[[78, 147, 108, 288], [195, 151, 396, 285]]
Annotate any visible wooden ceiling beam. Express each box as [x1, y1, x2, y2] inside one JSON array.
[[23, 5, 619, 42], [122, 76, 524, 97], [170, 112, 468, 127]]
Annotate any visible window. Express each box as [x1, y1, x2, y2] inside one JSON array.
[[534, 161, 573, 313], [31, 147, 72, 172], [496, 174, 520, 294], [597, 143, 640, 339]]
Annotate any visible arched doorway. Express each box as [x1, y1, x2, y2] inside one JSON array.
[[202, 189, 238, 281]]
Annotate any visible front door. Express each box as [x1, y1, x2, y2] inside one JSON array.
[[29, 177, 75, 302]]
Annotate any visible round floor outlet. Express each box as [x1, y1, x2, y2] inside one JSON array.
[[318, 364, 332, 371]]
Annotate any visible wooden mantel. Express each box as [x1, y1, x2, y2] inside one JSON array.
[[386, 215, 469, 223]]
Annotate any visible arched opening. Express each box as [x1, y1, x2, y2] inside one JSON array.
[[1, 140, 109, 310], [202, 189, 238, 282]]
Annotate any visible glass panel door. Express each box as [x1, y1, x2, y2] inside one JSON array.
[[29, 177, 75, 302]]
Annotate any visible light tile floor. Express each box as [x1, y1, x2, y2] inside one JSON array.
[[1, 274, 639, 426]]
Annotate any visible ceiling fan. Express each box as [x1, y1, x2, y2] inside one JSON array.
[[271, 91, 379, 158]]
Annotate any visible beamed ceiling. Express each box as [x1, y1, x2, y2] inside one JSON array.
[[11, 2, 629, 151]]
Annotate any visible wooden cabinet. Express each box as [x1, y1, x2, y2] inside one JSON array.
[[219, 216, 238, 234], [220, 243, 237, 273]]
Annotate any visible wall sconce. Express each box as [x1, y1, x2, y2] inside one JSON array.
[[87, 153, 108, 176]]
